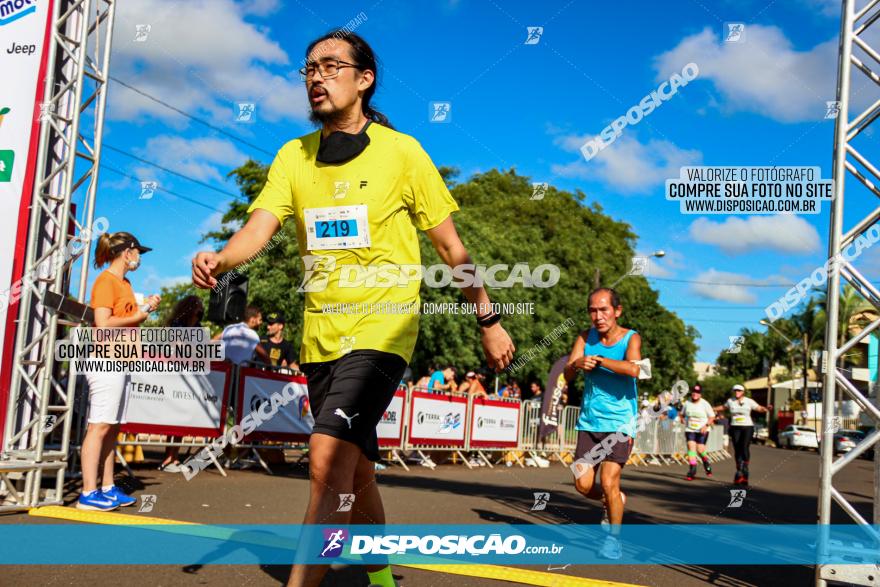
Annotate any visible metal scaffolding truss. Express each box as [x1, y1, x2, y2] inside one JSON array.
[[0, 0, 115, 512], [819, 0, 880, 584]]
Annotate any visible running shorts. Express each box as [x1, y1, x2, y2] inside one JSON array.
[[575, 431, 634, 466], [86, 371, 130, 424], [301, 350, 407, 462], [685, 430, 710, 444]]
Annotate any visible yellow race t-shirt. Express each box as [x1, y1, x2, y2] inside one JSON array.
[[247, 122, 459, 364]]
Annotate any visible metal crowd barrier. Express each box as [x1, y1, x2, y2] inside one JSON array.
[[399, 386, 524, 469], [102, 368, 729, 477], [630, 420, 729, 467], [519, 404, 729, 469]]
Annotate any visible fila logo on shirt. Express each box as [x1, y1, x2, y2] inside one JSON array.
[[332, 180, 367, 199]]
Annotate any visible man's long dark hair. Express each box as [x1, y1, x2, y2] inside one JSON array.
[[305, 30, 393, 129]]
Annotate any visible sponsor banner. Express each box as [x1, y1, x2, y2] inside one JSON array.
[[0, 524, 877, 565], [0, 0, 54, 444], [377, 388, 405, 447], [121, 361, 229, 437], [540, 354, 569, 440], [237, 367, 313, 442], [406, 391, 467, 447], [469, 398, 520, 448]]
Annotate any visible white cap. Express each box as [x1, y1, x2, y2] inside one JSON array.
[[732, 384, 745, 392]]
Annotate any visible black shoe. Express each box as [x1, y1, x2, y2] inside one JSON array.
[[702, 457, 712, 476], [686, 465, 697, 480]]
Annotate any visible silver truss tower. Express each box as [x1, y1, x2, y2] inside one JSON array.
[[0, 0, 115, 512], [818, 0, 880, 584]]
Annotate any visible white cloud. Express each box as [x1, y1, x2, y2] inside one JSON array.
[[139, 266, 191, 293], [551, 135, 702, 194], [240, 0, 282, 16], [801, 0, 841, 17], [110, 0, 309, 125], [653, 26, 836, 122], [136, 136, 247, 182], [690, 269, 789, 303], [198, 211, 226, 235], [689, 215, 821, 254]]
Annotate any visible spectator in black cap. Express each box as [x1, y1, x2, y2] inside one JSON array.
[[261, 312, 297, 371], [78, 231, 158, 511]]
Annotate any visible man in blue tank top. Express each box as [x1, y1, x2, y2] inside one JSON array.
[[564, 287, 641, 560]]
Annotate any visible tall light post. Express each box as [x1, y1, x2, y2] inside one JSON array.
[[760, 319, 809, 425], [595, 250, 666, 289]]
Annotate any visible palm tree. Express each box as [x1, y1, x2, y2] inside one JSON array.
[[815, 284, 874, 400]]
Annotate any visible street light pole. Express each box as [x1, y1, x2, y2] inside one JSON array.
[[803, 331, 810, 425], [760, 319, 807, 425], [598, 250, 665, 289]]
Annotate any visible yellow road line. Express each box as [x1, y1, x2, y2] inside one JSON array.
[[406, 564, 643, 586], [30, 505, 196, 525], [28, 506, 644, 587]]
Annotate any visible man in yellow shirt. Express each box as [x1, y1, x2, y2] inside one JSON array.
[[192, 30, 515, 587]]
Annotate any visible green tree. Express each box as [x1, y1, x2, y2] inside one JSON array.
[[697, 374, 741, 406]]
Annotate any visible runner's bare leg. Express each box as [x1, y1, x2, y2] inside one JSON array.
[[350, 454, 388, 573], [288, 433, 361, 587], [600, 461, 624, 530]]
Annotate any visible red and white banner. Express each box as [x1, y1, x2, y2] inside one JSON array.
[[237, 367, 313, 442], [377, 388, 406, 447], [469, 397, 521, 448], [0, 0, 54, 444], [121, 362, 230, 437], [406, 390, 467, 447]]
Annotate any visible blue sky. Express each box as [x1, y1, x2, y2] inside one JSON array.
[[83, 0, 874, 363]]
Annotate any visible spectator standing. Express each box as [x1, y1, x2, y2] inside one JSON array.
[[528, 381, 543, 403], [461, 371, 488, 398], [78, 232, 158, 511], [261, 312, 297, 370], [428, 365, 457, 394]]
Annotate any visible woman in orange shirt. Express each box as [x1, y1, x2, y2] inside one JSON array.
[[77, 232, 159, 511]]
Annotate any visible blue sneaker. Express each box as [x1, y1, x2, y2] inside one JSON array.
[[76, 490, 118, 511], [101, 485, 136, 507]]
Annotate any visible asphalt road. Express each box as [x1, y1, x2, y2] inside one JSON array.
[[1, 444, 875, 586]]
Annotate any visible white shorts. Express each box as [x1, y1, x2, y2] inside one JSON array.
[[85, 371, 130, 424]]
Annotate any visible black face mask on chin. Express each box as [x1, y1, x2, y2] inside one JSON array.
[[316, 120, 372, 164]]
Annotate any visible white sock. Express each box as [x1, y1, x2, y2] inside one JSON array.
[[101, 485, 114, 492]]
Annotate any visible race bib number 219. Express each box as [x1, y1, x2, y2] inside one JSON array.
[[304, 205, 371, 251]]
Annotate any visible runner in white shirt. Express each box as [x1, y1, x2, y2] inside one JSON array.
[[680, 384, 715, 481], [714, 384, 771, 485]]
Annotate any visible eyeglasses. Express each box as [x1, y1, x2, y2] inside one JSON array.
[[299, 59, 360, 81]]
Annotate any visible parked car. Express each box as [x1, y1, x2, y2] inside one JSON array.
[[858, 429, 875, 460], [779, 425, 819, 450], [752, 424, 769, 445], [833, 430, 862, 454]]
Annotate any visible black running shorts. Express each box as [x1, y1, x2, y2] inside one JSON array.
[[685, 430, 710, 444], [300, 350, 407, 462], [575, 431, 634, 466]]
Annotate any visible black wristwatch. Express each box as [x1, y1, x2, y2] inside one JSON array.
[[477, 312, 502, 328]]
